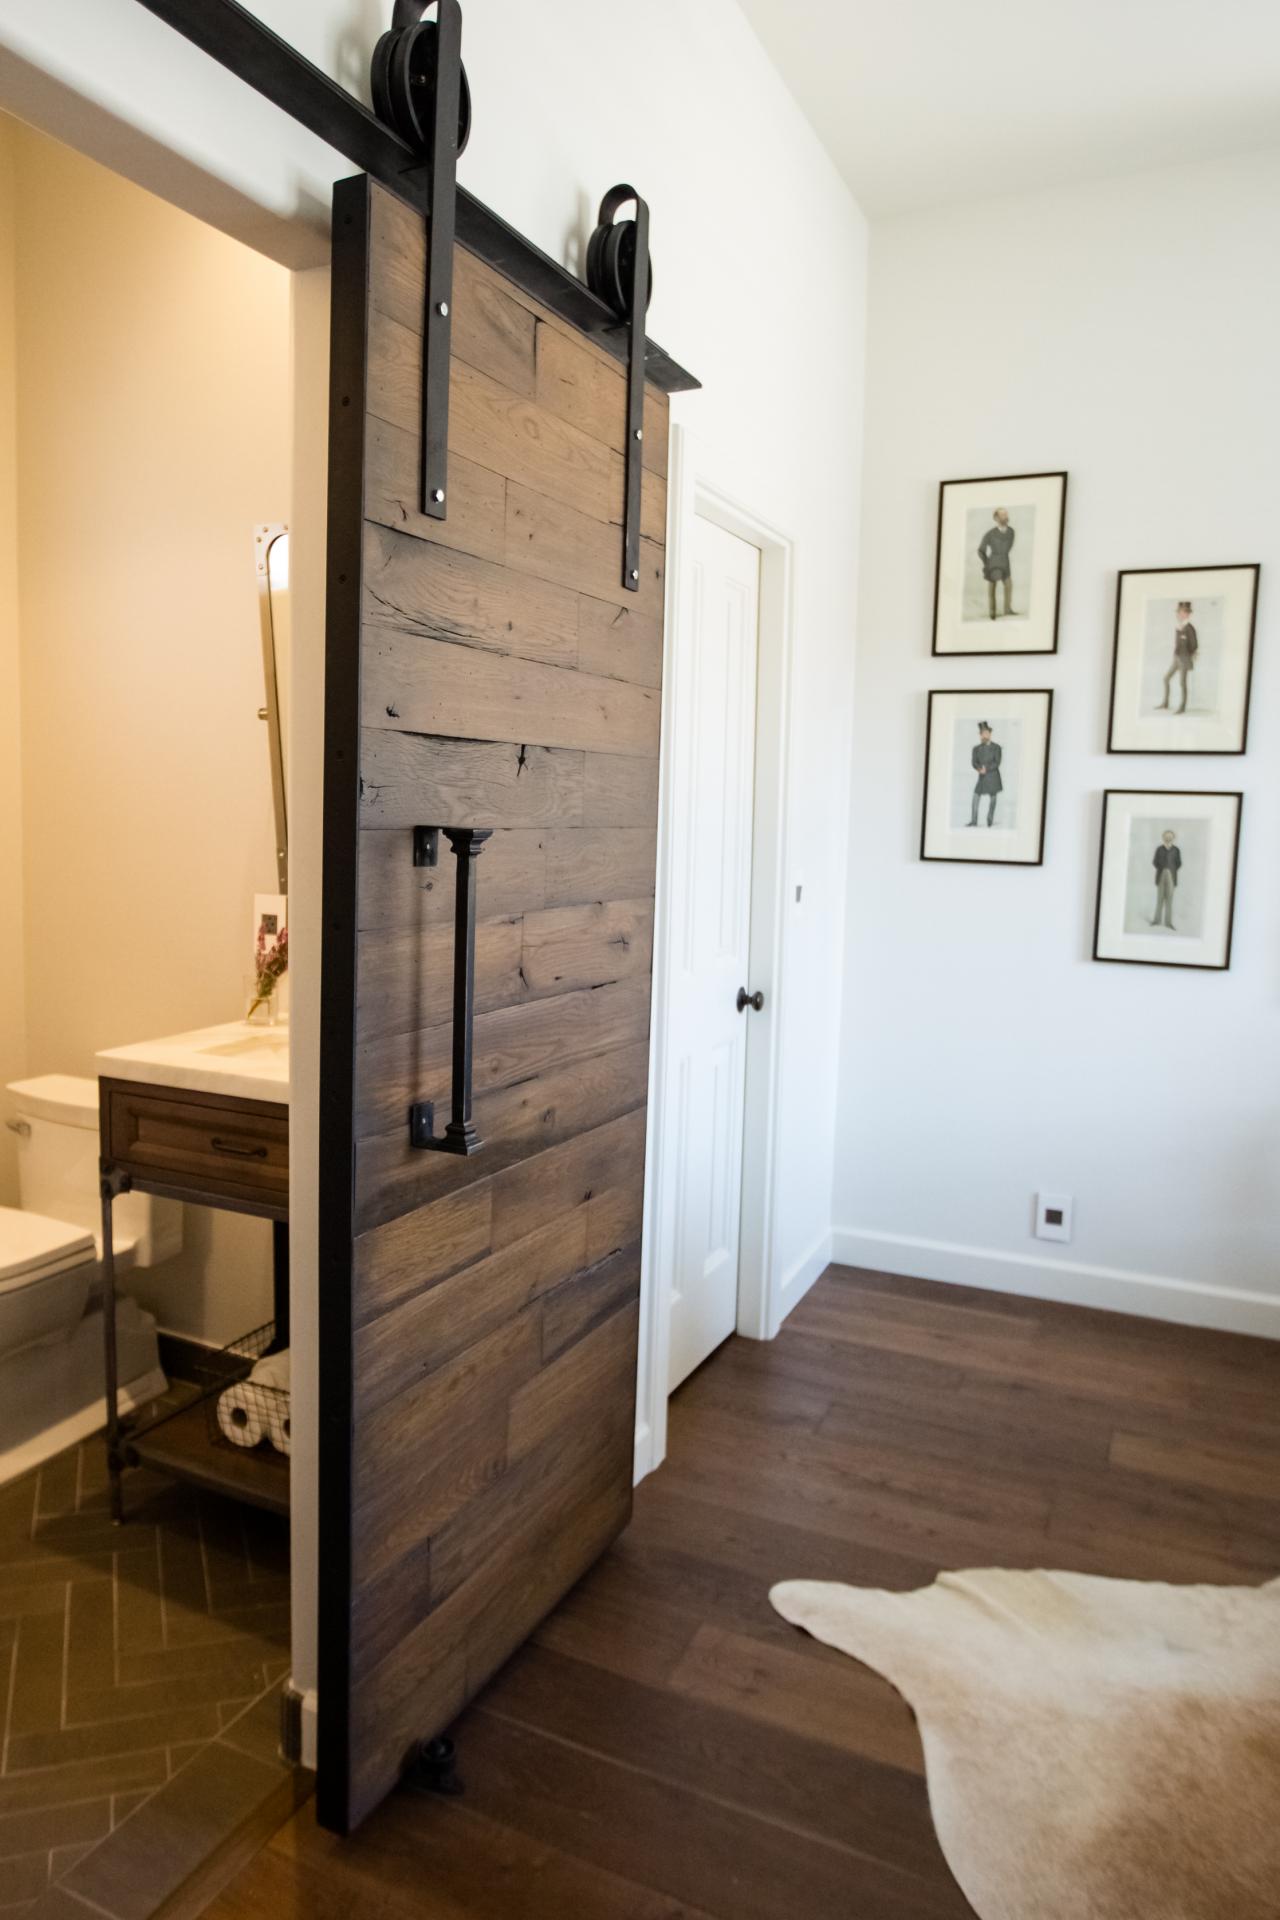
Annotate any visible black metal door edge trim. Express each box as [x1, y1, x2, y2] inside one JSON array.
[[314, 171, 371, 1837], [133, 0, 700, 396]]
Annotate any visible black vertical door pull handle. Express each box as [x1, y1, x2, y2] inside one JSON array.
[[408, 825, 492, 1152]]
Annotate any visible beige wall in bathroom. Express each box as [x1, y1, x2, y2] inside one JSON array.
[[10, 119, 292, 1342], [0, 122, 25, 1208]]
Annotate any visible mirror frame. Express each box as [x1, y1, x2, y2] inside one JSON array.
[[254, 521, 289, 893]]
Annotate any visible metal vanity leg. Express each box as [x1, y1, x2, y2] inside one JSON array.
[[272, 1220, 290, 1349], [100, 1165, 129, 1525]]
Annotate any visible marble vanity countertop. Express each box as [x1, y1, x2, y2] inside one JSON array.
[[96, 1021, 290, 1106]]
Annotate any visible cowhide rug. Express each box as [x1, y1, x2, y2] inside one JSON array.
[[770, 1569, 1280, 1920]]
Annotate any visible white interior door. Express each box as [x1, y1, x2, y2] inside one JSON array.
[[665, 515, 761, 1391]]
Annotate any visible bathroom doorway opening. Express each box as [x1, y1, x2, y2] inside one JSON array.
[[0, 101, 316, 1909]]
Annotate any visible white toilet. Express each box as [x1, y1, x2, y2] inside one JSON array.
[[0, 1075, 180, 1481]]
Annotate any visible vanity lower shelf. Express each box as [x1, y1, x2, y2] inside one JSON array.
[[127, 1397, 290, 1517], [97, 1058, 291, 1523]]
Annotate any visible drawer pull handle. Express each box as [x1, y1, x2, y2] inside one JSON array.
[[211, 1137, 269, 1160], [408, 824, 492, 1155]]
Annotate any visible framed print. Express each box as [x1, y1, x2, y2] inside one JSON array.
[[1093, 790, 1243, 970], [921, 689, 1053, 865], [932, 471, 1067, 655], [1107, 563, 1259, 754]]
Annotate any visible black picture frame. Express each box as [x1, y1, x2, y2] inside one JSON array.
[[1106, 563, 1260, 755], [1092, 789, 1244, 971], [921, 688, 1054, 867], [931, 471, 1068, 657]]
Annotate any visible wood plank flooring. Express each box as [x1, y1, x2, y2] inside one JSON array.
[[0, 1428, 294, 1918], [209, 1265, 1280, 1917]]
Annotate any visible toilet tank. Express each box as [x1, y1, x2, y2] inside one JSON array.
[[5, 1075, 182, 1268]]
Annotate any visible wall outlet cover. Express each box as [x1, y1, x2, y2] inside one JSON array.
[[1035, 1193, 1073, 1243]]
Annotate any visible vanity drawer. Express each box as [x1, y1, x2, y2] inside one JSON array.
[[101, 1080, 289, 1211]]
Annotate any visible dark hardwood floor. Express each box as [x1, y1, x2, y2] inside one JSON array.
[[208, 1265, 1280, 1919]]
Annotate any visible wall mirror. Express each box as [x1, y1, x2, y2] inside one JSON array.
[[255, 522, 290, 891]]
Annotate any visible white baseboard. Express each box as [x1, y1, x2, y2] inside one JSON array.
[[772, 1229, 833, 1335], [633, 1418, 654, 1485], [831, 1227, 1280, 1341]]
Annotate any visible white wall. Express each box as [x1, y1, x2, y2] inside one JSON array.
[[834, 150, 1280, 1336], [0, 0, 867, 1318], [8, 120, 293, 1342], [0, 123, 24, 1207]]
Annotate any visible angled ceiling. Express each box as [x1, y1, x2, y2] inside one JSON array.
[[736, 0, 1280, 216]]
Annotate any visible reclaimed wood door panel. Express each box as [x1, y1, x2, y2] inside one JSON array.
[[319, 173, 672, 1833]]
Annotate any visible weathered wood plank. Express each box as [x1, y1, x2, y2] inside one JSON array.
[[577, 591, 663, 689], [427, 1394, 633, 1617], [353, 1183, 494, 1330], [535, 320, 669, 476], [363, 632, 661, 759], [507, 1299, 640, 1462], [542, 1246, 642, 1364], [353, 1312, 542, 1585], [583, 752, 660, 827], [353, 824, 654, 932], [520, 899, 654, 998], [354, 1040, 650, 1234], [356, 826, 547, 932], [363, 522, 579, 670], [506, 480, 665, 609], [360, 729, 584, 830], [355, 977, 653, 1140], [365, 416, 506, 562], [489, 1105, 648, 1253], [355, 1213, 590, 1418], [356, 917, 524, 1043], [369, 306, 666, 540], [370, 188, 538, 397], [543, 827, 657, 907]]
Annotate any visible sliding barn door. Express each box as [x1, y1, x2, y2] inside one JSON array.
[[317, 174, 669, 1833]]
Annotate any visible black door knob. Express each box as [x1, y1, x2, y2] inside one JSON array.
[[736, 987, 764, 1013]]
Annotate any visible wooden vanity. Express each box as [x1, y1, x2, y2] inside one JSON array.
[[96, 1023, 290, 1522]]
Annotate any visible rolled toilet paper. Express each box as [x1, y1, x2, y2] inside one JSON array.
[[265, 1394, 291, 1457], [250, 1348, 290, 1393], [216, 1382, 266, 1449]]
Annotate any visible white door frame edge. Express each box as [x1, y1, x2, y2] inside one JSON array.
[[635, 424, 797, 1483]]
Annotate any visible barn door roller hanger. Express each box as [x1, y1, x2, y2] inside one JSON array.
[[133, 0, 695, 566], [370, 0, 467, 522]]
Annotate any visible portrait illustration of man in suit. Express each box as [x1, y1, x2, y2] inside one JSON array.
[[1151, 829, 1182, 929], [978, 508, 1016, 619], [1156, 601, 1198, 714], [969, 721, 1003, 827]]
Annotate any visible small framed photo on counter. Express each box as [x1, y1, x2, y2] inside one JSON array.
[[921, 689, 1053, 866], [1093, 790, 1243, 970], [1107, 563, 1259, 754], [932, 471, 1067, 656]]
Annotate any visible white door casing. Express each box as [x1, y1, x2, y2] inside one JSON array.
[[664, 516, 762, 1391]]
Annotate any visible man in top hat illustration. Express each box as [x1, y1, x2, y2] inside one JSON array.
[[970, 721, 1003, 826], [1156, 602, 1198, 714], [978, 508, 1016, 619], [1151, 829, 1181, 929]]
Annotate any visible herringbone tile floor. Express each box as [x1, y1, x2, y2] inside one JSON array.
[[0, 1429, 290, 1915]]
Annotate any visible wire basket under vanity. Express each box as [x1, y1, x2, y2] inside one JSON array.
[[201, 1320, 292, 1460]]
